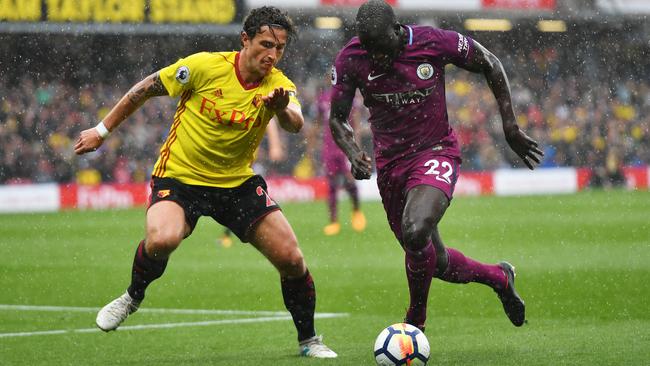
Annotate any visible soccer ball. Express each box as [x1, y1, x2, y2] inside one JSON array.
[[373, 323, 430, 365]]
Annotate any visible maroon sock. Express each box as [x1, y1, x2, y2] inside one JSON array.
[[344, 180, 360, 211], [327, 177, 338, 222], [438, 247, 506, 290], [127, 240, 168, 301], [404, 243, 437, 329], [281, 269, 316, 342]]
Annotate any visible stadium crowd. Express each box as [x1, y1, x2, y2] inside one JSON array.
[[1, 30, 648, 186]]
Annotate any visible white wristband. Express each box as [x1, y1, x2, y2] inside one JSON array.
[[95, 121, 110, 139]]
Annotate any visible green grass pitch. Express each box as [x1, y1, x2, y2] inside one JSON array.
[[1, 190, 649, 365]]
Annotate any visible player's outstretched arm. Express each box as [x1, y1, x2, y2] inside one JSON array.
[[329, 96, 372, 180], [74, 72, 168, 155], [460, 41, 544, 169]]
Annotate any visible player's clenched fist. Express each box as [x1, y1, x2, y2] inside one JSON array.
[[74, 127, 104, 155], [351, 151, 372, 180]]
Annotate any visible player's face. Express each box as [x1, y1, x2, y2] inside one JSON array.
[[358, 24, 402, 71], [242, 25, 288, 76]]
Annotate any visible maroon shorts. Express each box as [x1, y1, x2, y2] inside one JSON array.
[[377, 151, 460, 241], [324, 152, 350, 177]]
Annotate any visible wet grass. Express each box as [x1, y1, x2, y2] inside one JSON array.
[[0, 189, 648, 365]]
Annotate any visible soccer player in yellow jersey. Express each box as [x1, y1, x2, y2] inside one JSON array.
[[74, 6, 337, 358]]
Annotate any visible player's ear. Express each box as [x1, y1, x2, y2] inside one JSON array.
[[240, 31, 249, 48]]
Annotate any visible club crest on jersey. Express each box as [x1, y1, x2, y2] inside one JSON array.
[[330, 65, 337, 85], [175, 66, 190, 84], [417, 63, 434, 80], [213, 88, 223, 98], [252, 94, 263, 107]]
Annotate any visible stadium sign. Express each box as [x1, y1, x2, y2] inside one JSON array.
[[0, 0, 243, 24], [0, 166, 648, 213], [596, 0, 650, 14], [247, 0, 555, 11], [482, 0, 555, 10]]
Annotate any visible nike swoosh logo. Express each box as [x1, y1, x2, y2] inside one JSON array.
[[367, 73, 386, 81]]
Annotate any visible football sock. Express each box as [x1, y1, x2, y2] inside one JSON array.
[[281, 269, 316, 342], [127, 240, 168, 301], [404, 243, 437, 329], [437, 247, 507, 290], [344, 179, 360, 211], [327, 177, 338, 222]]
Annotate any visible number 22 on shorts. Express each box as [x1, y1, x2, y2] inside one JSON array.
[[424, 159, 453, 184]]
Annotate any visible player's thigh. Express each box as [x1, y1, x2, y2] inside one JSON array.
[[403, 186, 450, 269], [402, 153, 459, 228], [403, 185, 449, 229], [249, 210, 305, 275], [146, 200, 190, 253]]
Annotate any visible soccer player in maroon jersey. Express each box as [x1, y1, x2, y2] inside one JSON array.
[[329, 0, 543, 331], [311, 81, 366, 236]]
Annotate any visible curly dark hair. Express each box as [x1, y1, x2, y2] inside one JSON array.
[[242, 6, 297, 42]]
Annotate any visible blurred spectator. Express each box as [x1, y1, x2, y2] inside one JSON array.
[[0, 28, 648, 184]]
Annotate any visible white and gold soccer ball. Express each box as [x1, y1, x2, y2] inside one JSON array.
[[373, 323, 430, 365]]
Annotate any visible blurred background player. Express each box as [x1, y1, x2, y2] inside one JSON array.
[[330, 0, 543, 331], [308, 74, 366, 236], [74, 6, 337, 358], [219, 118, 286, 248]]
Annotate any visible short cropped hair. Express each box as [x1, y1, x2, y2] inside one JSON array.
[[243, 6, 297, 42], [356, 0, 396, 36]]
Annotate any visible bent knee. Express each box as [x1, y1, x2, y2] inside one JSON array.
[[276, 247, 306, 277], [402, 217, 435, 250], [146, 227, 184, 258]]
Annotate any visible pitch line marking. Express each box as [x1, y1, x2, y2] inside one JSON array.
[[0, 304, 349, 339], [0, 304, 300, 316]]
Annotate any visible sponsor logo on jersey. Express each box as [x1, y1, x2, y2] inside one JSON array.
[[416, 64, 434, 80], [457, 34, 469, 57], [157, 189, 171, 198], [200, 96, 263, 130], [213, 88, 223, 98], [330, 65, 337, 85], [371, 86, 434, 106], [175, 66, 190, 84]]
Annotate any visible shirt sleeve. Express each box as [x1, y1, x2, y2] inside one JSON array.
[[158, 52, 208, 98], [330, 50, 357, 107], [285, 81, 301, 108], [436, 29, 474, 68], [269, 71, 300, 108], [283, 82, 301, 109]]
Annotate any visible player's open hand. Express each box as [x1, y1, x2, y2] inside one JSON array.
[[74, 128, 104, 155], [351, 151, 372, 180], [504, 125, 544, 169], [262, 87, 290, 112]]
